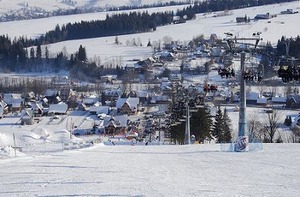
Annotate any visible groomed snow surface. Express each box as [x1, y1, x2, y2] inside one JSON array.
[[0, 143, 299, 196]]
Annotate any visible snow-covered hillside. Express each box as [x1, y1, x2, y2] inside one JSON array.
[[1, 1, 299, 61], [0, 143, 299, 196], [0, 0, 189, 16]]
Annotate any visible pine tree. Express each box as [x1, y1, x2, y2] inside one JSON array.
[[115, 36, 119, 45], [190, 107, 212, 143], [77, 45, 87, 62], [212, 106, 224, 143], [222, 108, 232, 143], [147, 39, 152, 47], [170, 122, 185, 145], [36, 44, 42, 60], [45, 46, 49, 62], [30, 47, 35, 60], [211, 107, 232, 143]]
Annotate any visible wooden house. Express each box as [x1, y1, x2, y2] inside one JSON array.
[[104, 115, 128, 135], [116, 97, 139, 115]]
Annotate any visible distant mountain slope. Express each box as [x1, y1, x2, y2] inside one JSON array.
[[0, 0, 188, 16], [0, 0, 192, 22]]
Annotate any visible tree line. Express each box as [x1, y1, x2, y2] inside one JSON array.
[[27, 11, 177, 46], [0, 36, 124, 81]]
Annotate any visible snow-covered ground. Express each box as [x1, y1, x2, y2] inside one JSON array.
[[0, 2, 300, 195], [0, 143, 299, 196]]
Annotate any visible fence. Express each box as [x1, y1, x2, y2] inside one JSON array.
[[0, 138, 101, 159]]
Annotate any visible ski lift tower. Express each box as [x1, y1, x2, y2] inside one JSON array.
[[223, 32, 262, 151]]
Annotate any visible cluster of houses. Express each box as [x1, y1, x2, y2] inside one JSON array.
[[236, 8, 298, 23], [232, 91, 300, 108], [0, 0, 108, 22], [1, 30, 300, 138]]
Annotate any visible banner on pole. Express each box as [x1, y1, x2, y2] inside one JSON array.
[[234, 136, 248, 152]]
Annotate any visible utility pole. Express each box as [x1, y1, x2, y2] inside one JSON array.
[[184, 103, 191, 145], [223, 32, 262, 151], [235, 52, 248, 151], [238, 52, 247, 137]]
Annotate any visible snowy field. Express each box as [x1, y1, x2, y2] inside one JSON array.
[[0, 143, 300, 196]]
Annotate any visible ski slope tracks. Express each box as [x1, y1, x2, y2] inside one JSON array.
[[0, 143, 300, 196]]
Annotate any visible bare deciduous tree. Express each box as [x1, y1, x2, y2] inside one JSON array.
[[248, 113, 264, 142], [291, 125, 300, 143], [258, 85, 266, 97], [262, 109, 281, 143]]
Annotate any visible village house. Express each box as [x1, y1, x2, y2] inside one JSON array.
[[21, 109, 34, 125], [11, 98, 24, 112], [0, 100, 8, 118], [246, 92, 260, 105], [82, 94, 99, 106], [102, 89, 122, 106], [32, 102, 44, 117], [256, 97, 268, 106], [48, 102, 68, 115], [89, 104, 109, 115], [169, 73, 182, 82], [280, 9, 298, 14], [150, 95, 171, 104], [44, 89, 61, 104], [135, 90, 149, 104], [164, 41, 178, 52], [59, 88, 76, 102], [24, 91, 36, 102], [103, 115, 128, 135], [100, 75, 117, 84], [286, 95, 300, 108], [254, 13, 276, 20], [154, 51, 176, 62], [3, 93, 22, 106], [116, 97, 139, 115], [271, 96, 287, 106], [236, 15, 250, 23]]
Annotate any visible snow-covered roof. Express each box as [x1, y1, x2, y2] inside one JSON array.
[[116, 97, 139, 109], [136, 90, 149, 98], [271, 96, 286, 103], [89, 106, 109, 114], [246, 92, 259, 100], [83, 95, 99, 105], [3, 93, 22, 105], [257, 97, 268, 104], [44, 89, 58, 97], [49, 102, 68, 114], [104, 115, 128, 128], [12, 98, 24, 108]]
